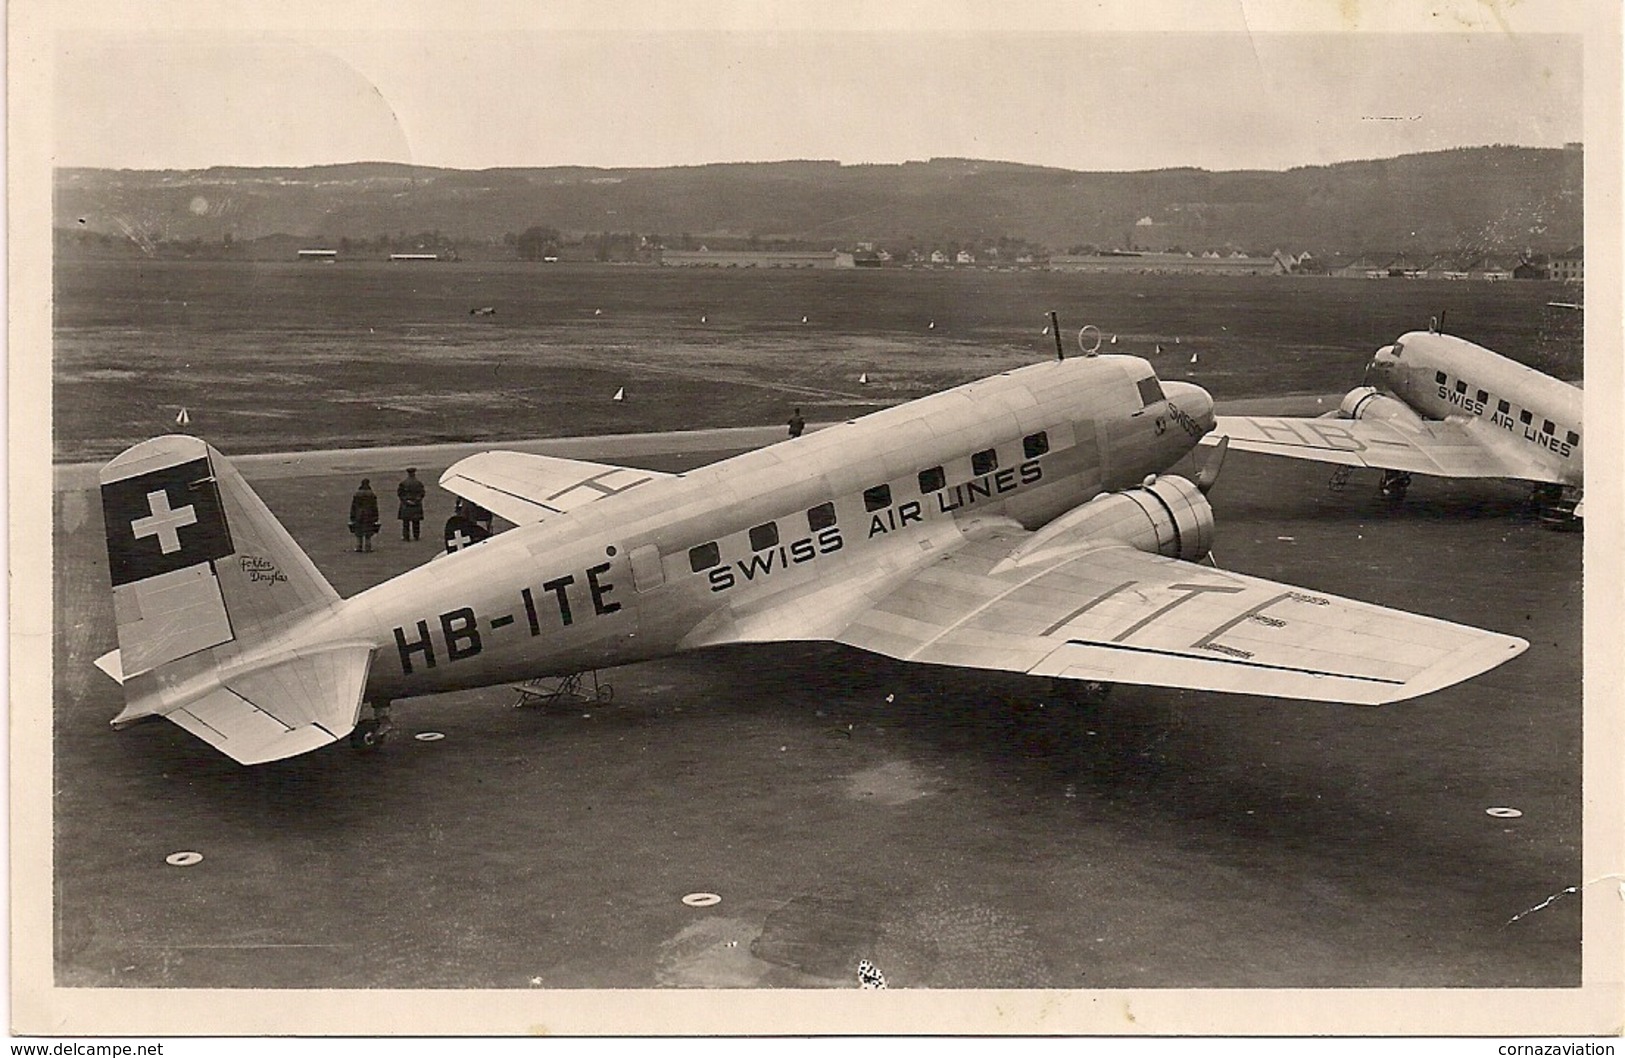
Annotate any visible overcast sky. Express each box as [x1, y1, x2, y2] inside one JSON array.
[[49, 3, 1587, 173]]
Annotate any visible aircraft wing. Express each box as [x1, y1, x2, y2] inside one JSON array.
[[1210, 414, 1565, 483], [439, 451, 673, 525], [827, 528, 1526, 706]]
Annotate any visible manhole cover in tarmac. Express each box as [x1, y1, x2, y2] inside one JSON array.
[[682, 893, 722, 907], [166, 852, 203, 866], [414, 732, 445, 741], [1486, 807, 1523, 818]]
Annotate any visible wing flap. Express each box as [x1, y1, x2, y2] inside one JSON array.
[[439, 451, 671, 525]]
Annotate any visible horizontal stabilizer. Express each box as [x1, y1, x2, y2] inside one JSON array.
[[119, 644, 375, 765], [440, 451, 672, 525], [94, 649, 124, 685]]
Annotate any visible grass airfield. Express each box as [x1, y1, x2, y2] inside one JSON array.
[[47, 261, 1583, 997]]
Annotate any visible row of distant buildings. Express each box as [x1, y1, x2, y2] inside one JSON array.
[[293, 243, 1583, 281], [648, 246, 1583, 280], [1321, 248, 1584, 282]]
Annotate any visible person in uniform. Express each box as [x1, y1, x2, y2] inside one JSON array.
[[787, 407, 806, 438], [397, 467, 426, 541], [348, 479, 380, 552]]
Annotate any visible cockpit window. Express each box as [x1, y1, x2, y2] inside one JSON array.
[[1136, 376, 1165, 406], [1390, 342, 1404, 358]]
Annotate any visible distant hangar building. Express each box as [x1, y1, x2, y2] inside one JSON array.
[[658, 249, 856, 269], [1048, 251, 1279, 275]]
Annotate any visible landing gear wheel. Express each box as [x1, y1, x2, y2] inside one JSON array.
[[1049, 678, 1114, 708], [1378, 471, 1411, 501], [1531, 485, 1582, 529]]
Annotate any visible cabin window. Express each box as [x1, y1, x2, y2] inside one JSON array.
[[972, 449, 999, 476], [1023, 432, 1050, 459], [1435, 371, 1448, 385], [688, 543, 719, 572], [1454, 380, 1468, 395], [1541, 420, 1555, 436], [918, 466, 946, 493], [807, 502, 836, 531], [1136, 376, 1165, 406], [1567, 430, 1580, 446], [1520, 409, 1533, 425], [749, 522, 779, 551], [864, 484, 891, 512], [1497, 399, 1510, 414], [1475, 389, 1488, 404]]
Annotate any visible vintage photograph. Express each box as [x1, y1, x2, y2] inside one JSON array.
[[14, 0, 1622, 1038]]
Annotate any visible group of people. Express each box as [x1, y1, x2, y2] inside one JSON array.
[[344, 410, 816, 556], [349, 468, 493, 554], [347, 468, 428, 552]]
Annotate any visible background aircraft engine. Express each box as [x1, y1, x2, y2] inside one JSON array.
[[1338, 386, 1428, 429], [1035, 475, 1215, 563]]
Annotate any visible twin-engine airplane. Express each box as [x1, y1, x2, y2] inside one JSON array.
[[95, 352, 1528, 765], [1211, 327, 1583, 523]]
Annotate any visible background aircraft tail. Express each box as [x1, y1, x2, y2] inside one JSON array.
[[97, 435, 372, 764]]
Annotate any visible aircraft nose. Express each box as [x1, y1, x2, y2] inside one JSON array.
[[1366, 344, 1398, 384], [1163, 380, 1215, 435]]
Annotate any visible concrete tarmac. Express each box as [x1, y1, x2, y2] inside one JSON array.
[[49, 425, 1581, 992]]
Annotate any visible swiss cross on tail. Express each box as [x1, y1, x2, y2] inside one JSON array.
[[102, 457, 234, 586]]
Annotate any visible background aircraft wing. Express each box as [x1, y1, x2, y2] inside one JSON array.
[[1211, 414, 1559, 482], [828, 529, 1526, 706], [439, 451, 673, 524]]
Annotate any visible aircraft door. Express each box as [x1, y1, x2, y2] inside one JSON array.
[[630, 543, 665, 593]]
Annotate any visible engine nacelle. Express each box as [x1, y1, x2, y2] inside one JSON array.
[[1338, 386, 1427, 429], [1013, 474, 1215, 566]]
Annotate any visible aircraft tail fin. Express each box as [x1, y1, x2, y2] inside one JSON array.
[[100, 435, 338, 678], [98, 436, 367, 763]]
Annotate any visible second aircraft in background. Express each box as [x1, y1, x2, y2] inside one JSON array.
[[1211, 327, 1583, 524]]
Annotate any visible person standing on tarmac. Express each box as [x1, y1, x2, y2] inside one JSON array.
[[349, 479, 380, 552], [397, 467, 426, 541], [443, 499, 493, 553], [787, 407, 806, 438]]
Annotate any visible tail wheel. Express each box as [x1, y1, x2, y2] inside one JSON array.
[[349, 719, 383, 752]]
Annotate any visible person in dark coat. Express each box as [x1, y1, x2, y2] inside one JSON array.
[[443, 500, 493, 554], [397, 468, 426, 541], [349, 479, 380, 552], [787, 407, 805, 438]]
